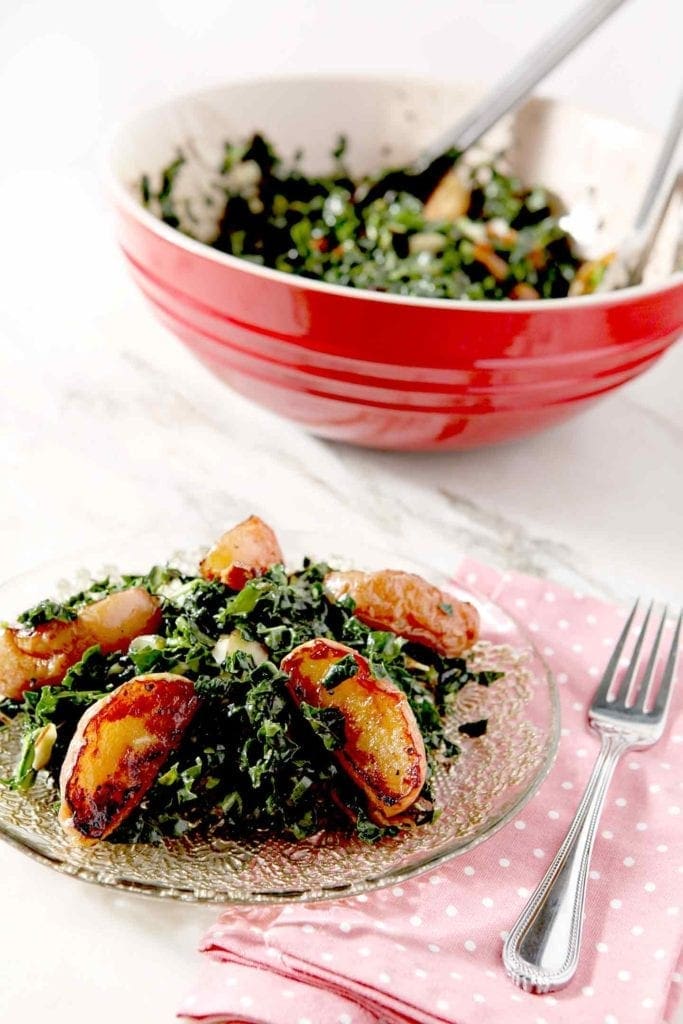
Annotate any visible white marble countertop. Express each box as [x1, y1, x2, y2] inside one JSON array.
[[1, 2, 682, 1021]]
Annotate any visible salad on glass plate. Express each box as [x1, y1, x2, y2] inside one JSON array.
[[0, 517, 558, 902]]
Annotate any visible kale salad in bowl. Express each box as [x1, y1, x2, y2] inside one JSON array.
[[0, 517, 558, 902], [108, 77, 683, 451], [141, 132, 596, 302]]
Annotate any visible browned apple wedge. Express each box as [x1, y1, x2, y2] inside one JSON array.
[[0, 621, 76, 701], [199, 515, 283, 590], [422, 169, 470, 222], [58, 673, 199, 844], [0, 588, 162, 700], [281, 638, 427, 822], [76, 588, 162, 654], [323, 569, 479, 657]]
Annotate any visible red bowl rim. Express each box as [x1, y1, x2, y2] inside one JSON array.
[[105, 73, 683, 315]]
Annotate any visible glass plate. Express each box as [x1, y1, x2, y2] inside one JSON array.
[[0, 531, 559, 904]]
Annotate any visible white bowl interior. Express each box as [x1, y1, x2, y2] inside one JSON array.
[[109, 74, 681, 285]]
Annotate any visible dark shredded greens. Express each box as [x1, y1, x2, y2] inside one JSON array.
[[141, 133, 587, 300], [458, 719, 488, 739], [1, 559, 500, 844]]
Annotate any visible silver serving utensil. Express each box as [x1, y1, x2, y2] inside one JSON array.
[[502, 602, 681, 993], [674, 173, 683, 272], [358, 0, 630, 205], [418, 0, 630, 171], [596, 89, 683, 289]]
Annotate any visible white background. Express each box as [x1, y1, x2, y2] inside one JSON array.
[[0, 1, 682, 1022]]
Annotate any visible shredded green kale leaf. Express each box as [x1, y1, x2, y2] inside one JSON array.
[[458, 719, 488, 738], [322, 654, 358, 691], [141, 133, 585, 300], [1, 559, 502, 845], [14, 564, 185, 629]]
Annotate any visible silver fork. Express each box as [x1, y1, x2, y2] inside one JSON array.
[[502, 601, 682, 993]]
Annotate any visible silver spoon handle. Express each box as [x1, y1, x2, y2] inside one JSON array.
[[420, 0, 630, 164], [502, 732, 630, 993], [634, 88, 683, 232], [599, 89, 683, 288], [626, 89, 683, 280]]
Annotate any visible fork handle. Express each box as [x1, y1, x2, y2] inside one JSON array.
[[502, 731, 631, 992]]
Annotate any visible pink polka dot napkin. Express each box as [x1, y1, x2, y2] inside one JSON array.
[[179, 559, 682, 1024]]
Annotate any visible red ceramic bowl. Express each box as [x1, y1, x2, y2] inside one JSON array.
[[108, 76, 683, 450]]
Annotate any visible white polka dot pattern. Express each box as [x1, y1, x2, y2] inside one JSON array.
[[179, 560, 683, 1024]]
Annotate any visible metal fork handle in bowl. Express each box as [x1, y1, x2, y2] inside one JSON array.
[[502, 602, 682, 993]]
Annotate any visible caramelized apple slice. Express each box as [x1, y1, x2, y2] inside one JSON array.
[[0, 588, 162, 700], [422, 169, 470, 222], [281, 638, 427, 821], [0, 622, 75, 701], [58, 673, 199, 844], [199, 515, 284, 590], [324, 569, 479, 657], [76, 588, 162, 654]]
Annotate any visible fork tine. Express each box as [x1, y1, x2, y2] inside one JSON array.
[[591, 599, 639, 706], [613, 601, 654, 705], [652, 608, 682, 718], [632, 607, 667, 712]]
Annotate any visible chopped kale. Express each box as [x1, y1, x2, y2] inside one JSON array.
[[140, 134, 588, 300], [143, 153, 185, 228], [1, 557, 504, 845], [476, 669, 506, 687], [17, 599, 78, 628], [299, 703, 346, 751], [322, 654, 358, 691], [355, 812, 397, 844], [458, 719, 488, 738], [435, 659, 503, 713], [14, 563, 186, 630]]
